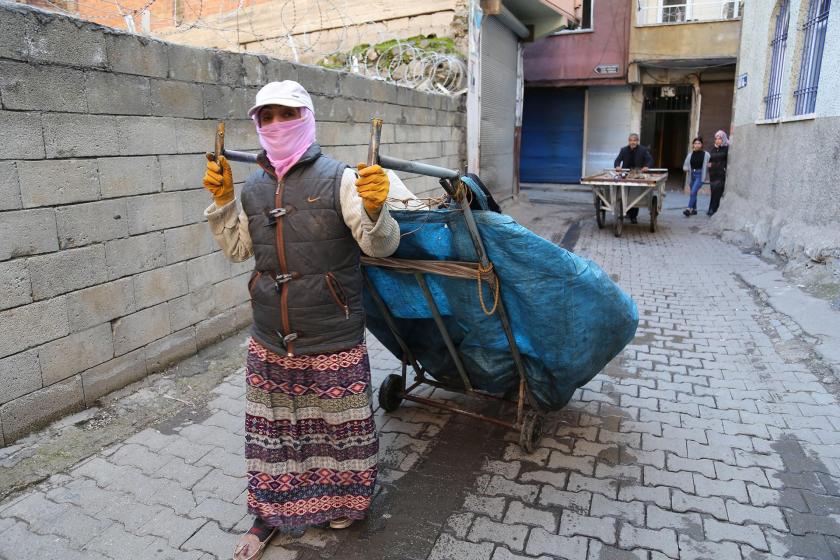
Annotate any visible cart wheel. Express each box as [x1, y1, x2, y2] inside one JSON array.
[[594, 194, 605, 229], [519, 411, 545, 453], [649, 195, 658, 233], [613, 198, 624, 238], [378, 374, 404, 412]]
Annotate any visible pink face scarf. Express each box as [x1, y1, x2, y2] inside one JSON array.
[[255, 107, 316, 179]]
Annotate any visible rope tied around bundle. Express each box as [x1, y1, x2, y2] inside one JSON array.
[[476, 261, 499, 316]]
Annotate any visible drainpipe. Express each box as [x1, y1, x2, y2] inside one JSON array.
[[689, 73, 701, 140]]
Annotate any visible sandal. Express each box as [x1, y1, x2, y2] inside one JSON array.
[[329, 517, 354, 529], [233, 517, 278, 560]]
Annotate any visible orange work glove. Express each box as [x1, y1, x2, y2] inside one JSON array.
[[355, 163, 389, 216], [203, 154, 234, 206]]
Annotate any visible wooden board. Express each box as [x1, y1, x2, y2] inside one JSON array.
[[581, 170, 667, 186]]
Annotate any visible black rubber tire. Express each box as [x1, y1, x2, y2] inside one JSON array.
[[595, 194, 605, 229], [649, 195, 658, 233], [519, 411, 544, 453], [613, 198, 624, 238], [378, 374, 404, 412]]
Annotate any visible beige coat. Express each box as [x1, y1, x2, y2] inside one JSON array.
[[205, 168, 414, 262]]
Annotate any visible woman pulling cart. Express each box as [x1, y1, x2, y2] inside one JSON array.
[[201, 80, 403, 560]]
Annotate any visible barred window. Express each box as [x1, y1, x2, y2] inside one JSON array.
[[794, 0, 832, 115], [765, 0, 791, 119]]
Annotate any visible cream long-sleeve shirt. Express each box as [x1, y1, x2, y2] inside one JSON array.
[[204, 168, 412, 262]]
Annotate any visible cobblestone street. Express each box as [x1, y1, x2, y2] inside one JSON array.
[[2, 190, 840, 560]]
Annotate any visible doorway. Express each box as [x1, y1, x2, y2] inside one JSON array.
[[640, 85, 692, 188]]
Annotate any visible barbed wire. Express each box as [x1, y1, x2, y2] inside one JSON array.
[[32, 0, 466, 95]]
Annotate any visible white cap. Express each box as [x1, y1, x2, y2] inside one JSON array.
[[247, 81, 314, 118]]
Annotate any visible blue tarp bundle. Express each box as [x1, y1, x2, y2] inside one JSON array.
[[363, 204, 638, 411]]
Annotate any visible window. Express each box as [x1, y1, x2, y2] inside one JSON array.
[[554, 0, 593, 32], [722, 1, 741, 19], [661, 1, 688, 23], [764, 0, 791, 119], [794, 0, 831, 114]]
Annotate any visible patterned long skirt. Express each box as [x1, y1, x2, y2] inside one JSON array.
[[244, 338, 378, 528]]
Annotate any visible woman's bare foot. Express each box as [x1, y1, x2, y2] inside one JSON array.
[[233, 517, 276, 560], [329, 517, 354, 529]]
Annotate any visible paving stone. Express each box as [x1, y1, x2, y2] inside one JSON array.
[[482, 475, 539, 503], [713, 462, 769, 485], [589, 494, 645, 526], [159, 436, 216, 464], [539, 486, 592, 514], [622, 448, 666, 469], [195, 446, 245, 478], [587, 541, 648, 560], [446, 512, 474, 539], [559, 510, 617, 545], [525, 528, 588, 558], [504, 501, 556, 532], [0, 520, 109, 560], [484, 458, 523, 479], [703, 518, 768, 551], [429, 533, 495, 560], [192, 469, 245, 504], [666, 454, 716, 477], [693, 474, 749, 502], [764, 528, 834, 559], [618, 524, 678, 558], [109, 443, 173, 474], [548, 452, 597, 475], [671, 489, 727, 520], [83, 523, 159, 559], [644, 466, 694, 491], [493, 547, 552, 560], [784, 510, 840, 538], [645, 504, 703, 540], [617, 483, 671, 509], [520, 469, 568, 488], [462, 494, 507, 521], [595, 463, 642, 482], [181, 520, 232, 558], [140, 506, 207, 548], [677, 534, 740, 560], [567, 472, 620, 500], [725, 500, 787, 531], [468, 516, 529, 552]]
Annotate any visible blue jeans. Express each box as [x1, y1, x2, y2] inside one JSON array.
[[688, 169, 703, 210]]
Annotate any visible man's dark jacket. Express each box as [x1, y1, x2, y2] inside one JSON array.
[[614, 145, 654, 169]]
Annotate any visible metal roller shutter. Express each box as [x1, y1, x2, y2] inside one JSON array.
[[520, 87, 585, 183], [479, 15, 518, 200], [698, 80, 734, 147], [585, 87, 633, 176]]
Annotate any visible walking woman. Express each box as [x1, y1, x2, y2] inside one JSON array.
[[682, 136, 710, 217], [201, 81, 401, 560], [706, 130, 729, 216]]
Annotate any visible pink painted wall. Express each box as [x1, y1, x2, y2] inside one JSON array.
[[524, 0, 631, 85]]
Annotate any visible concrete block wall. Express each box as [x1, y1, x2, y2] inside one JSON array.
[[0, 3, 466, 446]]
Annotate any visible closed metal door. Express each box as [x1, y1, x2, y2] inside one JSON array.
[[520, 87, 585, 183], [479, 15, 518, 200]]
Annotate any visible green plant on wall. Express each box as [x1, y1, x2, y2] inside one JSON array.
[[319, 35, 459, 70]]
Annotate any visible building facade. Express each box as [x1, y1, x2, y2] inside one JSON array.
[[521, 0, 633, 182], [520, 0, 742, 185], [718, 0, 839, 261], [628, 0, 742, 180]]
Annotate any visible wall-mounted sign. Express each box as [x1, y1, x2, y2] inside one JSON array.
[[660, 86, 677, 98], [594, 64, 619, 75], [737, 73, 748, 89]]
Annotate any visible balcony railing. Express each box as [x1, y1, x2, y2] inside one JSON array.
[[636, 0, 742, 26]]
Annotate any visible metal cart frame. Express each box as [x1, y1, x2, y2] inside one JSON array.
[[582, 169, 668, 237], [214, 119, 547, 452]]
